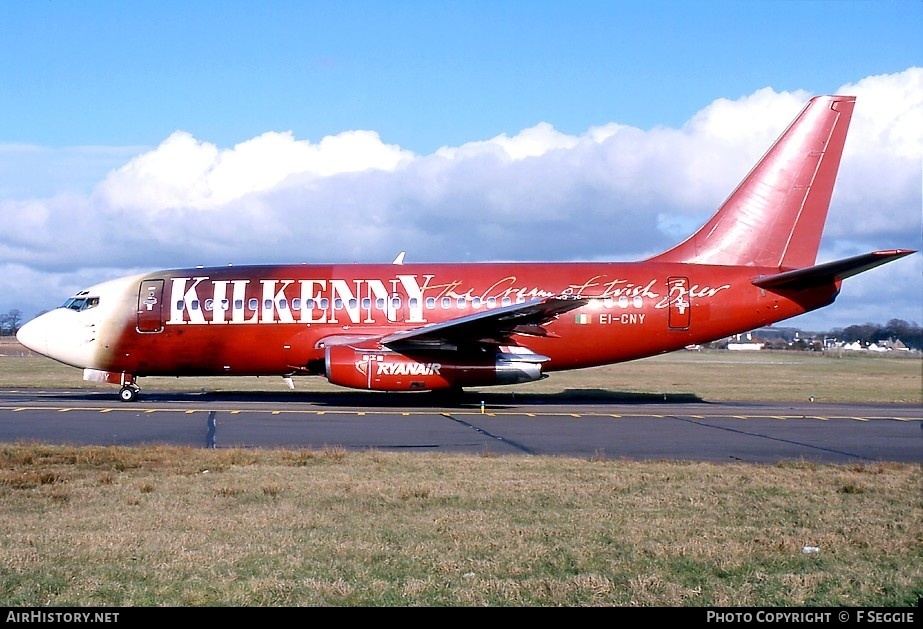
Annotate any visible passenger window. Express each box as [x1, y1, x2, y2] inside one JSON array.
[[249, 298, 259, 310]]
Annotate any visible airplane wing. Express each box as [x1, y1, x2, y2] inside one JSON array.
[[379, 296, 587, 351], [752, 249, 915, 291]]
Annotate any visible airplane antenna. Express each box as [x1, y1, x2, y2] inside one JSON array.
[[392, 251, 406, 265]]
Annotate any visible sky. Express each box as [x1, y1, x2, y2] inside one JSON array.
[[1, 0, 920, 333]]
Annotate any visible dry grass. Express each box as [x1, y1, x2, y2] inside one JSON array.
[[0, 445, 920, 606]]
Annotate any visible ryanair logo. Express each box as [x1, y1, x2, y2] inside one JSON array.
[[355, 354, 441, 377], [375, 362, 442, 376]]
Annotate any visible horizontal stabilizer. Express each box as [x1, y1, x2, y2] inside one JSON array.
[[752, 249, 915, 291]]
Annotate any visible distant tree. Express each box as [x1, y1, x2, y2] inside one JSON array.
[[1, 309, 23, 336], [883, 319, 922, 350], [837, 323, 879, 345]]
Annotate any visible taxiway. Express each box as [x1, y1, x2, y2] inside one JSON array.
[[0, 389, 920, 463]]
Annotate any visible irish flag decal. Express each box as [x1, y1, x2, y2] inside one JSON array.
[[575, 313, 591, 325]]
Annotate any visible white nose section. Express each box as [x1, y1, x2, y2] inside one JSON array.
[[15, 316, 48, 356], [16, 309, 97, 368]]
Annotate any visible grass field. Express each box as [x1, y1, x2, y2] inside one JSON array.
[[0, 446, 920, 607], [0, 338, 920, 606]]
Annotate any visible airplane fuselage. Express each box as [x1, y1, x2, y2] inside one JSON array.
[[36, 261, 836, 382]]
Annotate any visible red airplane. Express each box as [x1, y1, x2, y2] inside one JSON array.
[[16, 95, 915, 401]]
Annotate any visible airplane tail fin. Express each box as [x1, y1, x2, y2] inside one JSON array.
[[648, 95, 856, 269]]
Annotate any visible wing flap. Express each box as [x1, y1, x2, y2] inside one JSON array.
[[380, 296, 586, 350]]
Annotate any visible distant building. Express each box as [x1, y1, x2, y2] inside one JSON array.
[[727, 342, 764, 351], [714, 328, 918, 354], [882, 339, 911, 352], [727, 332, 764, 351], [841, 339, 910, 352]]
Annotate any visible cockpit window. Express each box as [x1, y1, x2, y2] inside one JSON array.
[[61, 296, 100, 311]]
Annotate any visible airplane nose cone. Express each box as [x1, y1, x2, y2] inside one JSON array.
[[16, 317, 48, 356], [15, 309, 97, 368]]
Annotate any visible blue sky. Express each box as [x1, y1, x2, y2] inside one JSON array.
[[1, 1, 921, 332], [3, 1, 918, 151]]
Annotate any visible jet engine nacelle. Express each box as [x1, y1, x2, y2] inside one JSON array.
[[324, 344, 546, 391]]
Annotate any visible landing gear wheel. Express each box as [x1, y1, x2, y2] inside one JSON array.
[[119, 386, 139, 403]]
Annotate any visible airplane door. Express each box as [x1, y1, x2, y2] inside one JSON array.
[[667, 276, 691, 330], [137, 279, 165, 333]]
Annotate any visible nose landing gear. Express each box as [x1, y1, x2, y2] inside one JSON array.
[[119, 385, 140, 402], [84, 369, 140, 402]]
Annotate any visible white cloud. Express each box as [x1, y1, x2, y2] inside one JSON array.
[[2, 68, 921, 330], [96, 129, 415, 211], [436, 122, 581, 160], [684, 87, 811, 145], [839, 68, 923, 160]]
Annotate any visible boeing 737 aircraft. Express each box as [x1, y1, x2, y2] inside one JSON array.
[[17, 95, 916, 401]]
